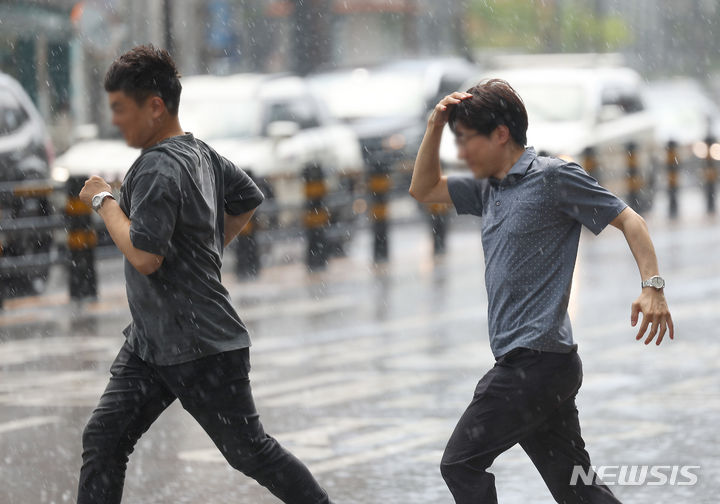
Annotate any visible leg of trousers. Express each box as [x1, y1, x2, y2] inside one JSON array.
[[440, 348, 621, 504], [77, 343, 176, 504], [157, 346, 332, 504], [78, 342, 331, 504]]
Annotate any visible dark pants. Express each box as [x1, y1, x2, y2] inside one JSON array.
[[440, 348, 621, 504], [78, 342, 331, 504]]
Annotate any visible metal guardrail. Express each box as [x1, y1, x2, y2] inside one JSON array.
[[0, 214, 66, 232], [0, 140, 717, 308]]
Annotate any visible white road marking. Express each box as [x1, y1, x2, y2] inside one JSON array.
[[261, 373, 443, 408], [177, 417, 449, 475], [0, 416, 60, 434], [308, 433, 447, 475]]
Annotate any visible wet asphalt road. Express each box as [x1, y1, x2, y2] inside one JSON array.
[[1, 189, 719, 504]]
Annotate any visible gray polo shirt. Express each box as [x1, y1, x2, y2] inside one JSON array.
[[448, 147, 627, 358], [119, 134, 264, 365]]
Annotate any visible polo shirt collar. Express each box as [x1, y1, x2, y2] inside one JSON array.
[[489, 147, 537, 187]]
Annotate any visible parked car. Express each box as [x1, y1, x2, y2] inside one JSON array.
[[307, 57, 480, 182], [180, 73, 363, 235], [440, 66, 658, 211], [51, 138, 139, 188], [642, 78, 720, 180], [53, 73, 364, 251], [0, 72, 56, 294]]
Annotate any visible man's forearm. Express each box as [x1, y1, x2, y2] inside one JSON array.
[[409, 123, 445, 200], [224, 209, 255, 248], [615, 209, 660, 281], [97, 200, 163, 275]]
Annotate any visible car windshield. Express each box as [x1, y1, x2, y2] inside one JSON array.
[[510, 82, 586, 122], [310, 69, 426, 120], [180, 98, 260, 140]]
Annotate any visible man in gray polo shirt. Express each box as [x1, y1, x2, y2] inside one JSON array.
[[409, 79, 673, 503]]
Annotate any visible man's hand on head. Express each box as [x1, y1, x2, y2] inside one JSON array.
[[428, 92, 473, 128], [79, 175, 112, 206]]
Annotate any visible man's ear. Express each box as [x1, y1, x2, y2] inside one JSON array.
[[149, 96, 166, 119], [494, 124, 511, 144]]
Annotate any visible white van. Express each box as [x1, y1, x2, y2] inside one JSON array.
[[441, 65, 657, 211]]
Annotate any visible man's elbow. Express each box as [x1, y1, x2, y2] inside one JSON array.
[[408, 186, 419, 201], [408, 186, 428, 203]]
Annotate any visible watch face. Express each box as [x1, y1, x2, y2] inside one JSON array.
[[651, 276, 665, 288]]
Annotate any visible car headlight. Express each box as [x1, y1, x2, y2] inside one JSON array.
[[711, 143, 720, 161], [52, 166, 70, 183], [382, 133, 406, 151]]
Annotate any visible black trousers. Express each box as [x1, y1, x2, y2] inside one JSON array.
[[77, 342, 331, 504], [440, 348, 622, 504]]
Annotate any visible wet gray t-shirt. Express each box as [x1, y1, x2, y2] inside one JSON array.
[[119, 134, 263, 365], [447, 147, 627, 358]]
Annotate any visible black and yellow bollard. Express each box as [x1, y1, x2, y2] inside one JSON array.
[[368, 162, 391, 263], [235, 214, 260, 278], [427, 203, 449, 255], [65, 176, 97, 300], [582, 146, 597, 180], [304, 163, 329, 271], [625, 142, 643, 212], [703, 136, 717, 214], [666, 140, 680, 219]]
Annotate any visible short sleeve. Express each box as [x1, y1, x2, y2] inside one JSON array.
[[447, 174, 485, 216], [222, 158, 264, 215], [554, 162, 628, 235], [128, 169, 180, 256]]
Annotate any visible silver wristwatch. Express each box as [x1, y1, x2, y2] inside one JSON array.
[[91, 191, 115, 212], [641, 275, 665, 289]]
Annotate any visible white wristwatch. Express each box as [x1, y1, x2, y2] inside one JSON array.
[[641, 275, 665, 289], [91, 191, 115, 212]]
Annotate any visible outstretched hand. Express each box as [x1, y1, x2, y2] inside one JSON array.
[[428, 92, 473, 128], [631, 289, 674, 345]]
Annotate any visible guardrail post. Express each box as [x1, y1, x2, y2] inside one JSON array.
[[0, 240, 4, 310], [582, 146, 597, 180], [703, 136, 717, 214], [368, 162, 391, 263], [625, 142, 643, 212], [303, 163, 329, 271], [65, 176, 97, 300], [666, 140, 679, 219], [235, 215, 260, 278], [427, 204, 449, 255]]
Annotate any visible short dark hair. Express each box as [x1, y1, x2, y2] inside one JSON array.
[[104, 44, 182, 116], [449, 78, 528, 146]]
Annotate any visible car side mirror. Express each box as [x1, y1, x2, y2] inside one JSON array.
[[267, 120, 300, 140]]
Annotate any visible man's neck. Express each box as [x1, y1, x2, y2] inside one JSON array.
[[493, 145, 527, 180], [141, 118, 185, 149]]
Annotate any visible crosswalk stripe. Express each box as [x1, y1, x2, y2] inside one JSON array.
[[0, 416, 60, 434]]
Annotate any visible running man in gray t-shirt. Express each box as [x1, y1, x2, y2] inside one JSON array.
[[77, 45, 333, 504], [409, 79, 673, 504]]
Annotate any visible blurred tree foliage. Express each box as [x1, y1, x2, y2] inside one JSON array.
[[466, 0, 631, 53]]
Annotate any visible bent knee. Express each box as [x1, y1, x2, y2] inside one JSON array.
[[222, 433, 281, 472], [440, 452, 496, 483]]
